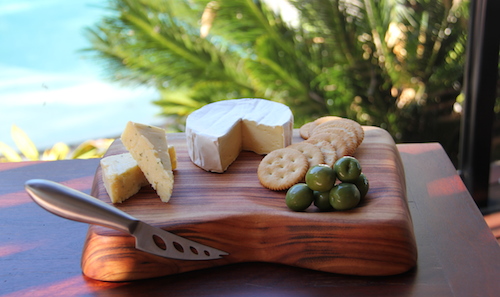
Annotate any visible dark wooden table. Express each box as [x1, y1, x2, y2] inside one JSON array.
[[1, 140, 499, 296]]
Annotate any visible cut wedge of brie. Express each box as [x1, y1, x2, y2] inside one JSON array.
[[186, 98, 294, 173]]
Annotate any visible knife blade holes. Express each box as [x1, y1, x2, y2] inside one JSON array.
[[152, 235, 167, 250], [190, 246, 199, 255], [173, 241, 184, 253]]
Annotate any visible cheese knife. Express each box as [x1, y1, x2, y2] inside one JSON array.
[[25, 179, 228, 261]]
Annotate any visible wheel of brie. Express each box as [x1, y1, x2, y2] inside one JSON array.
[[186, 98, 294, 173]]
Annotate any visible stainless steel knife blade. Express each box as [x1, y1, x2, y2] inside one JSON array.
[[25, 179, 228, 260]]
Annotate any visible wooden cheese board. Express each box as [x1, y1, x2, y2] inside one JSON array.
[[82, 127, 417, 282]]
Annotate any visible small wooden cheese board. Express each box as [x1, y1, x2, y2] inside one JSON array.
[[82, 127, 417, 282]]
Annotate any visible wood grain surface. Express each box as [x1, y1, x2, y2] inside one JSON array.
[[3, 142, 500, 296], [82, 127, 417, 281]]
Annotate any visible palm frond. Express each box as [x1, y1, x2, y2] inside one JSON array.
[[84, 0, 472, 150]]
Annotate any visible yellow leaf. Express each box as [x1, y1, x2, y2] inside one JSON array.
[[42, 142, 70, 160], [70, 141, 95, 159], [0, 141, 23, 162], [74, 149, 99, 159], [70, 138, 113, 159], [11, 125, 39, 161]]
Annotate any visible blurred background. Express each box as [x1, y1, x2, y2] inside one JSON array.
[[1, 0, 499, 206], [0, 0, 163, 156]]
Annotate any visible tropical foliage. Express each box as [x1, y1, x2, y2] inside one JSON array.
[[0, 125, 113, 162], [84, 0, 471, 162]]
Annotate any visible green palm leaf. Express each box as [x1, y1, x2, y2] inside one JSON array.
[[84, 0, 472, 156]]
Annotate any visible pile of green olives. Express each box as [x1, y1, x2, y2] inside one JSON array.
[[285, 156, 369, 212]]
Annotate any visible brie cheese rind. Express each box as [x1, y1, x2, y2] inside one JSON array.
[[186, 98, 294, 173], [121, 122, 174, 202]]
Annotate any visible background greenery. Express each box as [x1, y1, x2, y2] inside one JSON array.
[[0, 125, 113, 162], [83, 0, 474, 165]]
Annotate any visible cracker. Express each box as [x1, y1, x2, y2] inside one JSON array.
[[257, 148, 309, 191], [299, 116, 343, 140], [287, 142, 324, 168], [314, 116, 342, 125], [350, 122, 365, 146], [312, 119, 353, 134], [312, 127, 358, 150], [307, 132, 356, 158], [335, 118, 364, 146], [299, 122, 315, 140], [313, 118, 364, 146], [305, 138, 338, 167]]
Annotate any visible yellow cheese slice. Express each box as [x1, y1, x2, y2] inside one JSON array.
[[121, 122, 174, 202], [100, 153, 149, 203], [100, 145, 177, 203]]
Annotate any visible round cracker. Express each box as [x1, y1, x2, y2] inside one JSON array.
[[314, 116, 342, 125], [312, 119, 355, 135], [299, 122, 315, 140], [305, 138, 338, 167], [299, 116, 343, 140], [311, 127, 358, 150], [351, 123, 365, 146], [313, 118, 364, 146], [334, 118, 364, 146], [307, 132, 356, 158], [287, 142, 324, 168], [257, 148, 308, 191]]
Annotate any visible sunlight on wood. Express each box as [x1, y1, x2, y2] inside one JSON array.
[[0, 161, 41, 171], [0, 244, 37, 258], [397, 142, 441, 155], [427, 175, 467, 197], [1, 275, 124, 297], [484, 212, 500, 244], [0, 175, 95, 209], [57, 176, 96, 192], [0, 192, 32, 208]]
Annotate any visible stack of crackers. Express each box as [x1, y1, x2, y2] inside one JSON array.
[[258, 116, 364, 191]]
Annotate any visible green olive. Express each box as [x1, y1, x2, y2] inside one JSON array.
[[285, 183, 314, 211], [354, 173, 369, 198], [305, 164, 336, 192], [334, 156, 362, 182], [313, 190, 333, 211], [329, 183, 361, 210]]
